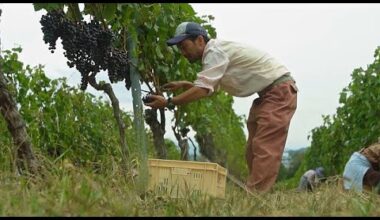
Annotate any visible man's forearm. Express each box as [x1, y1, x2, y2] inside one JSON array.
[[181, 81, 195, 90], [172, 86, 209, 105]]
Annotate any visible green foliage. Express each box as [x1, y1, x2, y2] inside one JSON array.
[[277, 163, 289, 182], [81, 3, 218, 91], [300, 46, 380, 177], [32, 3, 247, 178], [0, 47, 156, 167], [34, 3, 64, 12], [287, 149, 307, 178], [164, 139, 182, 160], [33, 3, 215, 90]]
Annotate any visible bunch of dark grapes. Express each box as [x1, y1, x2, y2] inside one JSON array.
[[40, 10, 130, 90], [108, 48, 131, 88], [40, 10, 64, 52]]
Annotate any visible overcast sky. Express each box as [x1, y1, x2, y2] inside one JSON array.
[[1, 3, 380, 151]]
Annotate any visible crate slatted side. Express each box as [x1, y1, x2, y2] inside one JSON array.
[[148, 159, 227, 198]]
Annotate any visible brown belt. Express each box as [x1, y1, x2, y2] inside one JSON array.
[[258, 73, 295, 97]]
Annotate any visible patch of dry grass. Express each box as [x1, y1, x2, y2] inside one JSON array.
[[0, 163, 379, 216]]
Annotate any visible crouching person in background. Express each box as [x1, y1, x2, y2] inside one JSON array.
[[297, 167, 325, 192], [343, 142, 380, 194]]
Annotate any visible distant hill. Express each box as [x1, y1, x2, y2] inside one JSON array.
[[282, 147, 308, 169]]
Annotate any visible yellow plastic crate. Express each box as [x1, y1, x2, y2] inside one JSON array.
[[148, 158, 227, 199]]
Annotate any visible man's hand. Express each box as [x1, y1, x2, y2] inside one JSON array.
[[143, 86, 209, 109], [143, 94, 167, 109]]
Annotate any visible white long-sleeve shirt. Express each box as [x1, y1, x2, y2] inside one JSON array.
[[193, 39, 290, 97]]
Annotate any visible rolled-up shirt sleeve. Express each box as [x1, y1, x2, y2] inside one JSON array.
[[193, 48, 229, 96]]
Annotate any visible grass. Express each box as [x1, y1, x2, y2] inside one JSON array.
[[0, 159, 379, 216]]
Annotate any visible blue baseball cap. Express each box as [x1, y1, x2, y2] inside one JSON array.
[[315, 167, 324, 178], [167, 22, 208, 46]]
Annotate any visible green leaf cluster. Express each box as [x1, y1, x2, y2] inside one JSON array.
[[297, 46, 380, 181], [0, 47, 157, 168], [32, 3, 247, 178]]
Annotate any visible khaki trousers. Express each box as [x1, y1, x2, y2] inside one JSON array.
[[245, 80, 298, 193]]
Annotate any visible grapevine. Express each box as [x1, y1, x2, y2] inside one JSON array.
[[40, 10, 131, 90]]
